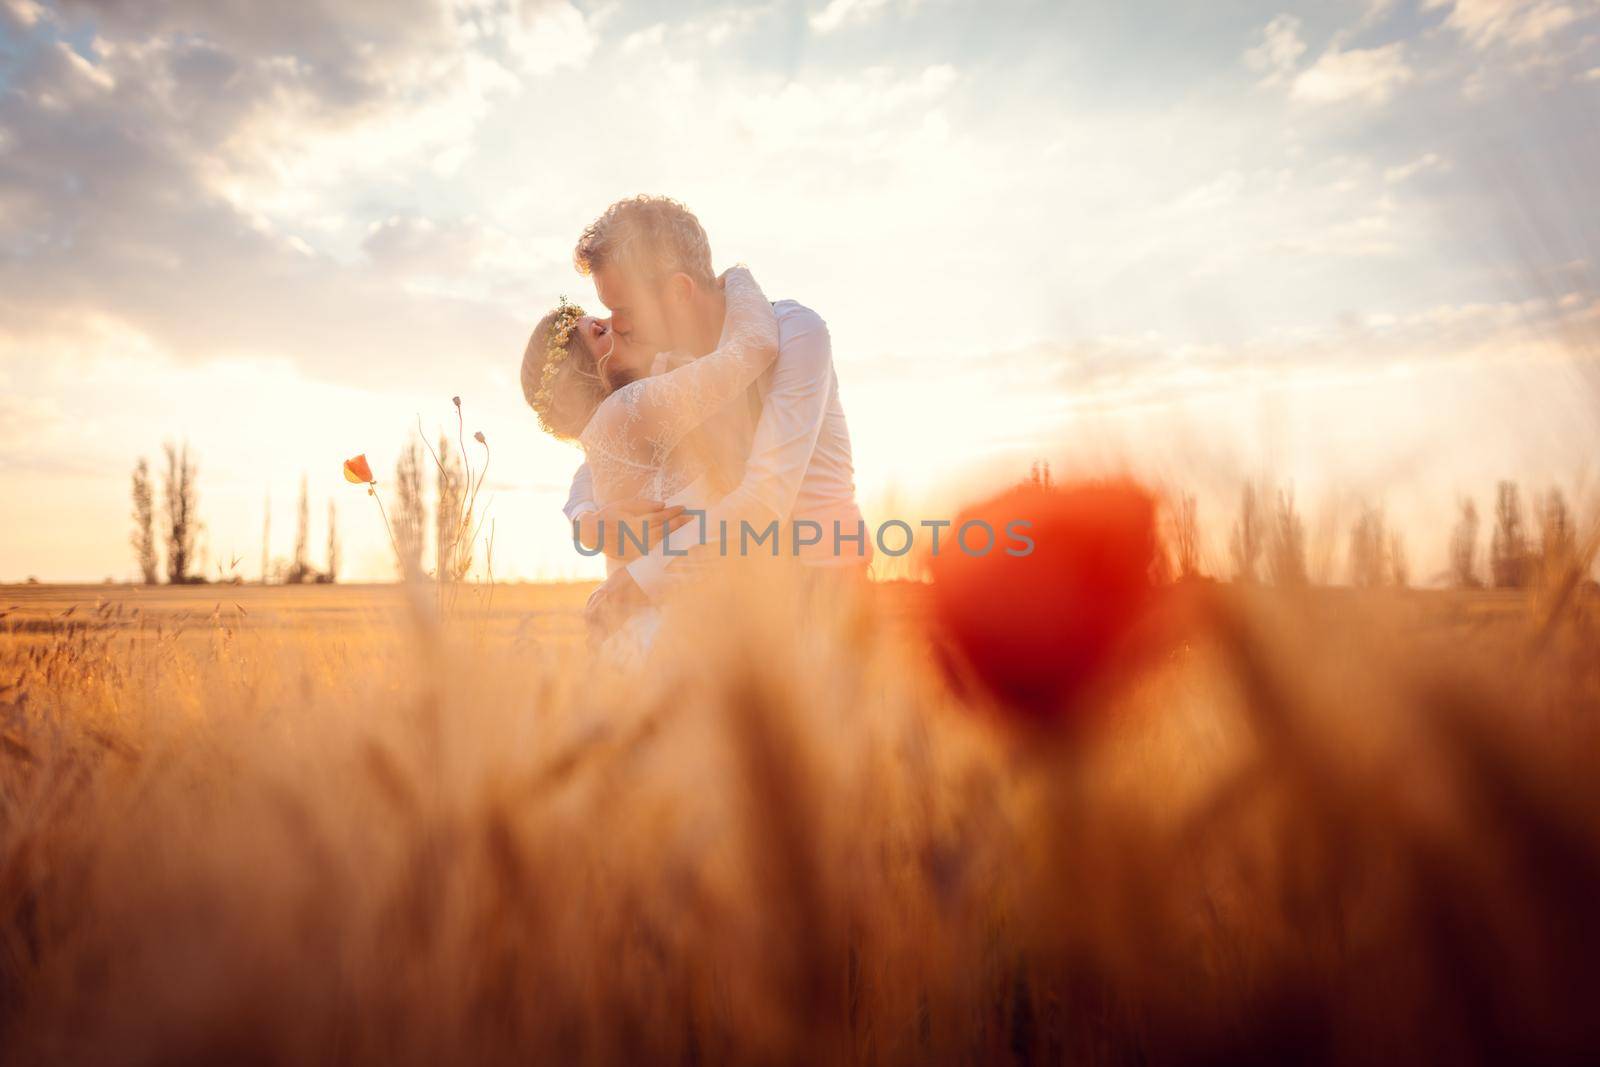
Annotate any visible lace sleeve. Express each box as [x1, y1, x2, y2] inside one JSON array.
[[580, 266, 779, 473]]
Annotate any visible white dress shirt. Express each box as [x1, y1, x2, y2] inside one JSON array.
[[564, 298, 869, 601]]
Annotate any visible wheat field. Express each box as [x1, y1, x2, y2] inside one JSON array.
[[1, 574, 1598, 1065]]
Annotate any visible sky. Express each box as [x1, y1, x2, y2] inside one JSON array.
[[1, 0, 1597, 583]]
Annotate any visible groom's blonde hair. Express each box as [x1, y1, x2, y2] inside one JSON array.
[[574, 195, 714, 288]]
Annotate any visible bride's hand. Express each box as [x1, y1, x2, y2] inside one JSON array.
[[575, 498, 692, 560], [585, 569, 649, 643]]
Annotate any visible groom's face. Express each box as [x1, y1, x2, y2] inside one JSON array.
[[592, 263, 675, 354]]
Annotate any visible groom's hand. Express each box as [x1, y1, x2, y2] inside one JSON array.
[[585, 569, 649, 642], [575, 499, 690, 560]]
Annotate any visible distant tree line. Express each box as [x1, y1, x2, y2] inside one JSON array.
[[1160, 477, 1586, 590], [271, 474, 340, 585], [131, 408, 487, 585], [129, 444, 342, 585], [1221, 483, 1315, 587], [1439, 482, 1577, 590], [129, 442, 207, 585]]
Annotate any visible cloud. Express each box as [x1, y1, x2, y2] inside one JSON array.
[[1424, 0, 1589, 50], [723, 63, 958, 154], [0, 0, 596, 383], [462, 0, 599, 77], [1291, 41, 1413, 104], [1244, 14, 1308, 87], [809, 0, 894, 35], [1383, 152, 1445, 183], [362, 215, 494, 278], [908, 287, 1596, 434], [1359, 0, 1401, 26], [1263, 209, 1401, 258], [621, 4, 770, 51], [1, 0, 49, 30], [55, 0, 457, 110]]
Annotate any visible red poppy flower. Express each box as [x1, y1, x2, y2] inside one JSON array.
[[927, 479, 1159, 726], [343, 454, 375, 485]]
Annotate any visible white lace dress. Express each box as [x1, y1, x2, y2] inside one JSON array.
[[580, 266, 780, 658]]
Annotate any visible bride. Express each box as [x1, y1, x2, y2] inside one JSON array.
[[520, 265, 779, 657]]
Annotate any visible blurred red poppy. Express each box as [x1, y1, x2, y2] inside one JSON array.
[[342, 454, 375, 485], [927, 479, 1160, 726]]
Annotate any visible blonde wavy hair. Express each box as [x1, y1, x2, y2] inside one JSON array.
[[574, 195, 714, 288], [520, 303, 606, 442]]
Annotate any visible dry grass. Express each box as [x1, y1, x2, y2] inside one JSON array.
[[1, 575, 1599, 1064]]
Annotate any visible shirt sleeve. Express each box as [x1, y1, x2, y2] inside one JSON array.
[[626, 307, 834, 601], [563, 462, 597, 521]]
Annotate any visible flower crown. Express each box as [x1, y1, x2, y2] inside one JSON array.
[[532, 297, 595, 435]]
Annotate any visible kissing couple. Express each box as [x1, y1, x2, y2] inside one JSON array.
[[520, 195, 872, 655]]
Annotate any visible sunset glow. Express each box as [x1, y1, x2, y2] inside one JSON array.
[[8, 5, 1600, 1062], [2, 0, 1596, 582]]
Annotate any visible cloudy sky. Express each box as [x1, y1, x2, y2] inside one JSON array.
[[1, 0, 1597, 583]]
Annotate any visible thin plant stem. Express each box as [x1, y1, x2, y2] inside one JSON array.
[[369, 487, 403, 571], [456, 404, 473, 501], [412, 403, 494, 614]]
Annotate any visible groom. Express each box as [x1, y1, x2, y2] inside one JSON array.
[[562, 195, 870, 629]]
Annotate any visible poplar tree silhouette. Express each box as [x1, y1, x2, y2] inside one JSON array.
[[1230, 484, 1263, 583], [326, 500, 340, 583], [1450, 498, 1481, 588], [162, 441, 199, 584], [394, 437, 427, 579], [1490, 481, 1530, 588], [1267, 489, 1308, 587], [1171, 493, 1201, 579], [1349, 504, 1388, 589], [130, 457, 158, 584]]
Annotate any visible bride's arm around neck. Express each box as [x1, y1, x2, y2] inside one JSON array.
[[580, 267, 779, 469]]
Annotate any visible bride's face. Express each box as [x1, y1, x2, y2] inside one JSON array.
[[573, 315, 652, 392]]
